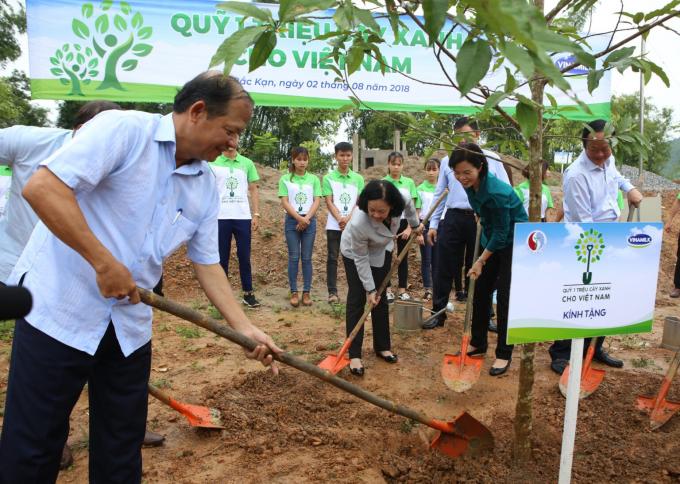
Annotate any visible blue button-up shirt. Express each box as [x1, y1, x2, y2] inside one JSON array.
[[430, 149, 510, 229], [563, 151, 633, 222], [9, 111, 220, 356], [0, 126, 72, 282]]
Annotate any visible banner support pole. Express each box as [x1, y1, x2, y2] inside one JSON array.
[[558, 337, 584, 484]]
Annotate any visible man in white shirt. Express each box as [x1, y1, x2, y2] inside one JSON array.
[[0, 72, 280, 483], [549, 119, 643, 374], [424, 117, 511, 329]]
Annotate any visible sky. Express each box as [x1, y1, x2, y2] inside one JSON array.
[[3, 0, 680, 130]]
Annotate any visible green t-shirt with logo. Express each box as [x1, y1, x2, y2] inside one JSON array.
[[514, 180, 554, 219], [383, 175, 418, 220], [322, 168, 365, 230], [209, 153, 259, 220], [416, 180, 436, 220], [278, 172, 322, 215], [0, 166, 12, 218]]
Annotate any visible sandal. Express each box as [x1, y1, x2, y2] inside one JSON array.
[[290, 292, 300, 307]]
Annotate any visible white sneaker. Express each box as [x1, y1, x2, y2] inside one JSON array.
[[386, 290, 395, 303], [398, 292, 411, 301]]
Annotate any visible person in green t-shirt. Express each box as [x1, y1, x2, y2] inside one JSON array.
[[278, 146, 322, 307], [383, 152, 418, 302], [514, 160, 555, 222], [323, 142, 364, 303], [210, 147, 261, 308], [415, 158, 440, 300], [667, 191, 680, 298]]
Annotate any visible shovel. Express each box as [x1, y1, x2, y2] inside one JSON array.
[[139, 288, 493, 459], [148, 383, 225, 429], [636, 348, 680, 430], [318, 190, 448, 375], [442, 222, 484, 392], [558, 337, 605, 399]]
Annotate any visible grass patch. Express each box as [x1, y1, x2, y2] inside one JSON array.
[[207, 305, 223, 320], [400, 419, 418, 434], [631, 357, 654, 368], [0, 320, 14, 342], [318, 303, 346, 319], [151, 378, 171, 389], [261, 229, 275, 240], [175, 325, 202, 339]]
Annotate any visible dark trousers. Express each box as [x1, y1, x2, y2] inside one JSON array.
[[0, 319, 151, 484], [470, 246, 514, 360], [326, 229, 342, 295], [395, 219, 409, 288], [218, 219, 253, 292], [419, 221, 437, 289], [343, 252, 391, 359], [432, 209, 476, 321], [549, 337, 606, 362], [675, 230, 680, 289]]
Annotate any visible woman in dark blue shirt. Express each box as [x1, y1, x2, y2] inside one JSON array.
[[449, 143, 528, 376]]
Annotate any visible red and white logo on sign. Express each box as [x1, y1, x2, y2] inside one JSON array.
[[527, 230, 547, 253]]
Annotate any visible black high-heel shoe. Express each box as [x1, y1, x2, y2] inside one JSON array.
[[375, 351, 398, 363], [466, 346, 487, 357], [489, 359, 511, 376]]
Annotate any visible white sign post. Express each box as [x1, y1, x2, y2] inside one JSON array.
[[508, 221, 662, 483]]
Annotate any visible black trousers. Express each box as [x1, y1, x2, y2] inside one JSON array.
[[326, 229, 342, 295], [432, 209, 476, 322], [549, 337, 605, 362], [675, 229, 680, 289], [470, 246, 514, 360], [0, 319, 151, 484], [343, 252, 391, 359]]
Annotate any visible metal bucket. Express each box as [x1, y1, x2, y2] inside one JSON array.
[[393, 300, 423, 331], [661, 316, 680, 351]]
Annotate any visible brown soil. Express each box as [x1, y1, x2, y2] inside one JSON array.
[[1, 165, 678, 483]]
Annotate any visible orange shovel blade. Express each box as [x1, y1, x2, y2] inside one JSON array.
[[317, 353, 350, 374], [171, 401, 225, 429], [636, 395, 680, 430], [441, 353, 484, 393], [558, 365, 606, 399], [429, 412, 494, 458]]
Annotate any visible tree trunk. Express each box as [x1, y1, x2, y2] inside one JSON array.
[[512, 0, 545, 465]]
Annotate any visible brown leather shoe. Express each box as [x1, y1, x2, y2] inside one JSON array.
[[143, 430, 165, 447], [60, 443, 74, 470], [302, 292, 312, 306], [671, 287, 680, 298], [290, 292, 300, 307]]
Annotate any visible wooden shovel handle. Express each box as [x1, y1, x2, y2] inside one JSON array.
[[139, 287, 457, 434], [147, 383, 173, 407], [462, 222, 483, 335]]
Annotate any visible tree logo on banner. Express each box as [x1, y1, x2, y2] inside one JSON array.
[[294, 192, 308, 212], [50, 1, 153, 95], [574, 228, 605, 285], [339, 192, 351, 212], [225, 177, 238, 197]]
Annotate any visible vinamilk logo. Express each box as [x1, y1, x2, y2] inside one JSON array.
[[553, 55, 588, 75], [627, 233, 652, 248], [49, 0, 153, 95], [527, 230, 547, 253]]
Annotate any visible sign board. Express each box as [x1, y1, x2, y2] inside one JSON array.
[[507, 222, 662, 344], [26, 0, 610, 118]]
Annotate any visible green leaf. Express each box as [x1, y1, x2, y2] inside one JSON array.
[[114, 14, 127, 31], [63, 43, 70, 52], [85, 47, 93, 56], [102, 0, 113, 11], [95, 14, 109, 34], [647, 60, 670, 87], [59, 78, 69, 86], [504, 67, 517, 93], [209, 25, 268, 74], [633, 12, 644, 24], [546, 92, 558, 108], [131, 12, 143, 29], [50, 56, 60, 66], [279, 0, 335, 24], [333, 5, 352, 30], [132, 43, 153, 57], [353, 7, 380, 32], [249, 30, 276, 72], [384, 0, 400, 41], [121, 59, 138, 71], [502, 43, 534, 77], [89, 70, 99, 77], [217, 2, 274, 23], [138, 26, 152, 40], [50, 67, 64, 76], [422, 0, 447, 46], [604, 46, 635, 65], [72, 19, 90, 39], [587, 69, 604, 94], [74, 44, 81, 51], [65, 52, 74, 62], [76, 53, 85, 64], [82, 3, 93, 18], [483, 91, 508, 110], [56, 50, 63, 60], [456, 38, 492, 95], [120, 1, 131, 15], [516, 101, 538, 139], [346, 45, 364, 75]]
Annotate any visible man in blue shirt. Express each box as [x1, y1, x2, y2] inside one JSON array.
[[0, 72, 281, 483]]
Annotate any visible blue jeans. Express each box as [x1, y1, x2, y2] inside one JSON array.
[[284, 214, 316, 292], [419, 221, 437, 289]]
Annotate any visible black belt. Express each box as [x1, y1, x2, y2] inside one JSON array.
[[449, 208, 475, 215]]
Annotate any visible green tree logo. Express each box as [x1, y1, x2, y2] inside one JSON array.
[[52, 1, 153, 93], [294, 192, 308, 212], [574, 228, 605, 285], [50, 44, 99, 96], [225, 177, 238, 197], [339, 192, 352, 212]]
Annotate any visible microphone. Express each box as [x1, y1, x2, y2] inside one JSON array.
[[0, 286, 33, 320]]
